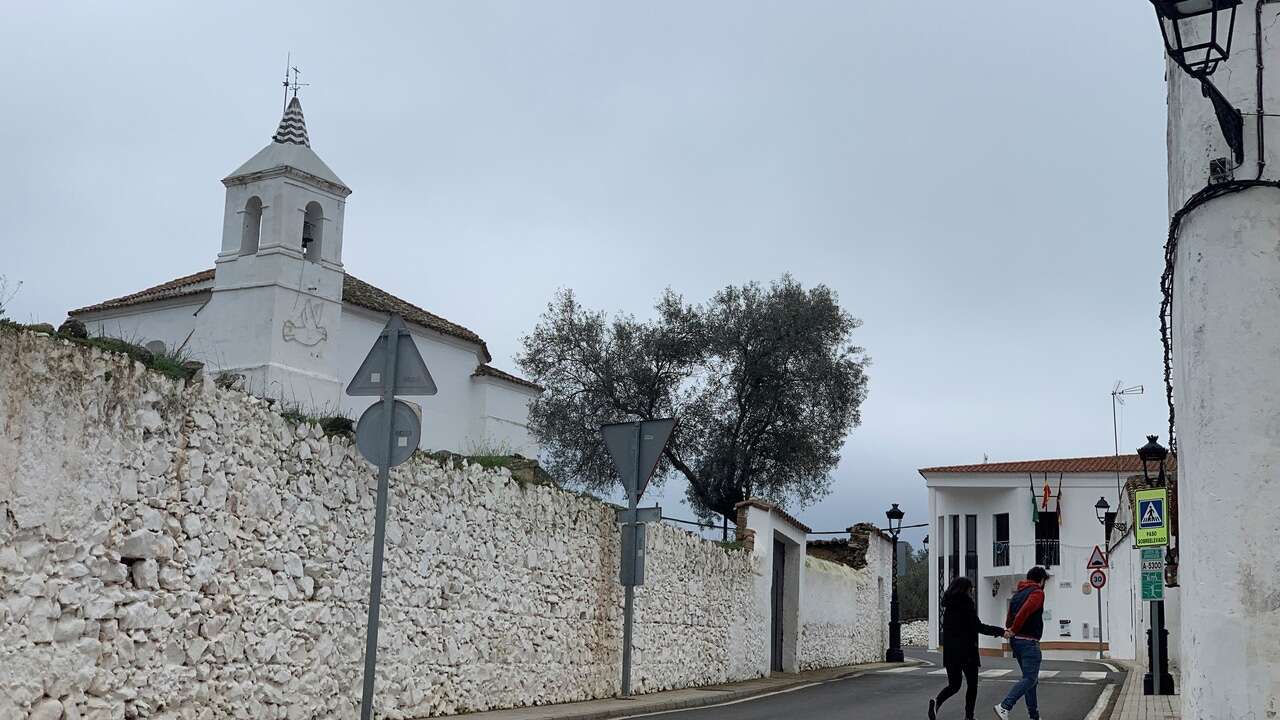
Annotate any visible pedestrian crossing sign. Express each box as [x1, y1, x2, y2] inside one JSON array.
[[1135, 488, 1169, 547]]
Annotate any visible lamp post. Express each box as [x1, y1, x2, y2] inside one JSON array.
[[1094, 496, 1111, 661], [885, 503, 905, 663], [1137, 436, 1176, 696]]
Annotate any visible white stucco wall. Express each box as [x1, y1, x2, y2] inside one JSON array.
[[0, 329, 886, 719], [338, 307, 536, 456], [1163, 3, 1280, 714], [77, 290, 538, 458], [797, 533, 892, 670], [81, 298, 204, 358]]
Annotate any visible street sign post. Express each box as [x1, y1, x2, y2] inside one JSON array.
[[601, 418, 677, 698], [1135, 488, 1169, 547], [1140, 546, 1169, 695], [350, 314, 435, 720]]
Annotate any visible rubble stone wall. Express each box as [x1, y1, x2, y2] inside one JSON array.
[[797, 543, 890, 671], [0, 330, 769, 720], [0, 328, 885, 720]]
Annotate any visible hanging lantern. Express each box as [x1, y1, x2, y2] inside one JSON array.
[[1150, 0, 1242, 78]]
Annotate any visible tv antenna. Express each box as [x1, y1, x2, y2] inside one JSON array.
[[281, 53, 309, 112], [1111, 381, 1144, 499]]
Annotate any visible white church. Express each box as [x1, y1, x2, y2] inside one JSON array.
[[68, 96, 542, 457]]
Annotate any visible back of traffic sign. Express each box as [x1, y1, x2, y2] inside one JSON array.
[[355, 400, 421, 468], [347, 315, 438, 397], [601, 418, 677, 502]]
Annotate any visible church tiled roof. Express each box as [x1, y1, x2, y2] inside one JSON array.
[[69, 269, 502, 363], [472, 364, 543, 392]]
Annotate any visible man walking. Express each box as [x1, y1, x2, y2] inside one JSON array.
[[994, 566, 1049, 720]]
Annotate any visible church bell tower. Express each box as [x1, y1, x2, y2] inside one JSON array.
[[198, 94, 352, 408]]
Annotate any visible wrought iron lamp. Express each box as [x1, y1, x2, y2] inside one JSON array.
[[1149, 0, 1245, 163], [885, 503, 905, 663], [1150, 0, 1242, 78], [1138, 435, 1170, 487]]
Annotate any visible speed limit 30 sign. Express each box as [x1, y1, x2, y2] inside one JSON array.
[[1089, 569, 1107, 589]]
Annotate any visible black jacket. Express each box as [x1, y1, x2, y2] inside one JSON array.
[[940, 593, 1005, 668]]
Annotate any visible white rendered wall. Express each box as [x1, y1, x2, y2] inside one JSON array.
[[337, 308, 535, 455], [80, 299, 203, 356], [1164, 3, 1280, 714], [739, 504, 808, 675]]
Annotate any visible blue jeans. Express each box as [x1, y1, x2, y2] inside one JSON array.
[[1001, 638, 1041, 718]]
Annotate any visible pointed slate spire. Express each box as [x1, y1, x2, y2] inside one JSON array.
[[272, 97, 310, 147]]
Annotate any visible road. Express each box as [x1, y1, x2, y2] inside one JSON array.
[[635, 650, 1122, 720]]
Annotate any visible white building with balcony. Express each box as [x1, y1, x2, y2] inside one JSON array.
[[921, 454, 1155, 661]]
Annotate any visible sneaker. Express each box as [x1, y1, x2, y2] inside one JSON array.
[[992, 705, 1010, 720], [928, 699, 937, 720]]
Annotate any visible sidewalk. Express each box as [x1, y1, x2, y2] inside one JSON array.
[[1108, 662, 1179, 720], [450, 658, 925, 720]]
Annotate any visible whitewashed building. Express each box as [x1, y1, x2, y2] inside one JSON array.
[[67, 97, 541, 456], [921, 454, 1156, 661]]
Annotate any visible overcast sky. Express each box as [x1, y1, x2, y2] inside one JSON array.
[[1, 1, 1173, 542]]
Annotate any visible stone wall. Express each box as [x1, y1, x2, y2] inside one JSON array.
[[797, 535, 891, 671], [0, 328, 884, 719]]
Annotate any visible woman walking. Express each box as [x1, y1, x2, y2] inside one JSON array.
[[929, 577, 1008, 720]]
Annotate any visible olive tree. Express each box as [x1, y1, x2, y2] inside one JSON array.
[[517, 275, 869, 523]]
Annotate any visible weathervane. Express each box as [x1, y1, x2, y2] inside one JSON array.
[[281, 53, 310, 111]]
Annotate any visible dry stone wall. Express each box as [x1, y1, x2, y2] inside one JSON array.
[[0, 328, 882, 720]]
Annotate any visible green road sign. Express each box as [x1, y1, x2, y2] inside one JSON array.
[[1141, 548, 1165, 601], [1135, 488, 1169, 547]]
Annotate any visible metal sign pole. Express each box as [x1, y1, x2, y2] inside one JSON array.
[[359, 325, 400, 720], [1097, 587, 1104, 660], [620, 421, 639, 698], [1149, 600, 1161, 695]]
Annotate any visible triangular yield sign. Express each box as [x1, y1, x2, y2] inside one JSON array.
[[346, 314, 438, 397], [601, 418, 677, 503], [1087, 545, 1108, 569], [1141, 502, 1163, 526]]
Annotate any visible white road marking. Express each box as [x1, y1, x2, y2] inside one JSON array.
[[1038, 670, 1059, 678], [877, 666, 919, 674], [1084, 684, 1116, 720], [1099, 661, 1119, 673], [979, 669, 1012, 678], [927, 669, 949, 675], [1080, 671, 1108, 681]]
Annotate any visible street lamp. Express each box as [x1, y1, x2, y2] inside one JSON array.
[[1148, 0, 1245, 164], [1093, 497, 1111, 660], [1138, 435, 1170, 487], [885, 503, 905, 663], [1150, 0, 1241, 78], [1136, 435, 1176, 695]]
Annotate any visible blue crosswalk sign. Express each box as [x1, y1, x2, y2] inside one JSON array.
[[1139, 498, 1164, 528]]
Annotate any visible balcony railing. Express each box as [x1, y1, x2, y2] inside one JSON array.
[[1035, 539, 1060, 567], [993, 541, 1010, 567]]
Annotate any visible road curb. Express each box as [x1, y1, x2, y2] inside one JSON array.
[[451, 659, 927, 720]]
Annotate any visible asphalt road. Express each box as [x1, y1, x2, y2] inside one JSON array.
[[636, 650, 1122, 720]]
